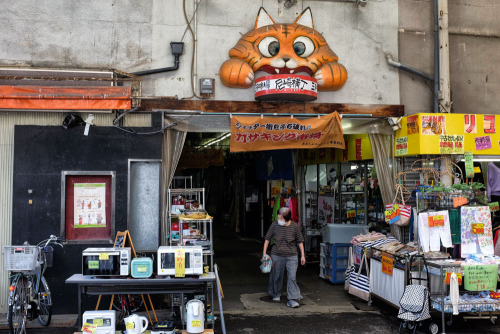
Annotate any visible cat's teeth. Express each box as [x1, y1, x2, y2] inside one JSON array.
[[290, 70, 295, 74], [275, 69, 280, 74]]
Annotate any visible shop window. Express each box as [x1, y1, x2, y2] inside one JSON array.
[[61, 171, 115, 244]]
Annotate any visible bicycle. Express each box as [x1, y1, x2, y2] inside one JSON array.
[[4, 235, 64, 334]]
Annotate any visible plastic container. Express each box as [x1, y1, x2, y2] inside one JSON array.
[[322, 224, 369, 244], [186, 299, 204, 333], [131, 257, 153, 278]]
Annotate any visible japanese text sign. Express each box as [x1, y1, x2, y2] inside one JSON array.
[[475, 136, 492, 151], [464, 264, 498, 291], [382, 253, 394, 276], [407, 115, 419, 135], [453, 197, 467, 208], [230, 112, 344, 152], [396, 136, 408, 156], [428, 215, 444, 227], [464, 152, 474, 178], [175, 248, 186, 278], [421, 115, 446, 135], [439, 135, 464, 154]]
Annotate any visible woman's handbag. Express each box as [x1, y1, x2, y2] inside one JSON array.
[[385, 184, 411, 227], [348, 249, 370, 301]]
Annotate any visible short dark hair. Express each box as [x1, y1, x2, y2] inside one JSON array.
[[278, 207, 291, 221]]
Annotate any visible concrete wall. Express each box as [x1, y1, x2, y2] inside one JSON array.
[[0, 0, 400, 104], [399, 0, 500, 115]]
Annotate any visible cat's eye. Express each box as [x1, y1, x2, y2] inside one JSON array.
[[258, 37, 280, 58], [293, 36, 315, 57]]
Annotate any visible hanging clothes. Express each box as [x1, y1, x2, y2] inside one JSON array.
[[494, 229, 500, 256], [418, 211, 452, 252], [460, 206, 494, 256], [449, 273, 459, 315], [448, 209, 461, 245], [272, 195, 281, 221], [290, 196, 299, 223], [487, 163, 500, 201]]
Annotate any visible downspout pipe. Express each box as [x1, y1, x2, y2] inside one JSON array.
[[385, 52, 433, 82], [131, 42, 185, 76]]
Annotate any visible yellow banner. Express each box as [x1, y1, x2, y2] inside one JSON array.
[[230, 112, 344, 152], [175, 248, 185, 278]]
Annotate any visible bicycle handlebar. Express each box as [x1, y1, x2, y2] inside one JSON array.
[[37, 235, 65, 248]]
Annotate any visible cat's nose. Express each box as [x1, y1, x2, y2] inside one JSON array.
[[283, 58, 290, 62]]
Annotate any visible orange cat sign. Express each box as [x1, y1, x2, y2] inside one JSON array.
[[220, 7, 347, 100]]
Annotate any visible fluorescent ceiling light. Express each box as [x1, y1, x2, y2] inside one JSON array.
[[460, 158, 499, 162], [202, 133, 230, 148]]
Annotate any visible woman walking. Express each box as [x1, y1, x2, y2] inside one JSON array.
[[262, 206, 306, 308]]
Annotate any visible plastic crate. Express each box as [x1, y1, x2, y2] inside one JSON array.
[[332, 269, 346, 283], [331, 244, 350, 257], [4, 246, 38, 272], [334, 257, 348, 268]]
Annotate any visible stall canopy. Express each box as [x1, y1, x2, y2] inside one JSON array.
[[0, 85, 131, 110]]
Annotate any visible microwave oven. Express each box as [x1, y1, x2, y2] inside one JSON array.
[[157, 246, 203, 276], [82, 247, 131, 276]]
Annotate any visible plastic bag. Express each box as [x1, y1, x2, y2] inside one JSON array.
[[260, 254, 272, 274]]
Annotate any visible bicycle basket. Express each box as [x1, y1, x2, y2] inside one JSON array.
[[43, 246, 54, 268], [4, 246, 38, 272]]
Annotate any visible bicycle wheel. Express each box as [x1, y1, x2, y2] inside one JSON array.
[[8, 275, 28, 334], [37, 276, 52, 326]]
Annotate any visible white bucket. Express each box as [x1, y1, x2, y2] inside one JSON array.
[[186, 299, 205, 334]]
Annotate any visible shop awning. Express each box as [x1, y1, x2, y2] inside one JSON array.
[[161, 111, 393, 135], [0, 85, 131, 110]]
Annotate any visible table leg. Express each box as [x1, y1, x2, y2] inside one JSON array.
[[77, 284, 83, 328]]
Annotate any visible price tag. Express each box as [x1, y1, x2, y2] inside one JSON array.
[[346, 210, 356, 218], [82, 323, 97, 334], [489, 202, 499, 212], [191, 320, 202, 327], [474, 166, 481, 173], [88, 261, 99, 269], [93, 318, 103, 327], [472, 223, 484, 234], [381, 253, 394, 276], [444, 272, 462, 285], [453, 197, 467, 208], [99, 253, 109, 260], [126, 322, 135, 329], [137, 265, 147, 272], [428, 215, 444, 227], [175, 248, 186, 278]]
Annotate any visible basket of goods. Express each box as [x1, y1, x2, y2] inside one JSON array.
[[181, 209, 207, 220]]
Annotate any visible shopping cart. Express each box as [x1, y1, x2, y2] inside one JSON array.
[[398, 254, 439, 334]]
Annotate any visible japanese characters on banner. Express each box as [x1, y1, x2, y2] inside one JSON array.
[[396, 136, 408, 155], [464, 151, 474, 178], [230, 112, 344, 152], [439, 135, 464, 154], [74, 183, 106, 228]]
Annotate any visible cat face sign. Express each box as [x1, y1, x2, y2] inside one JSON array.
[[220, 7, 347, 92]]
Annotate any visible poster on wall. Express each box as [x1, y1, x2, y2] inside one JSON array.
[[475, 136, 492, 151], [439, 135, 464, 154], [421, 115, 446, 135], [395, 137, 408, 156], [464, 115, 477, 134], [74, 183, 106, 228], [406, 115, 419, 135], [318, 195, 335, 224]]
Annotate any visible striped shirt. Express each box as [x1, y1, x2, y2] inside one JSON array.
[[265, 221, 304, 257]]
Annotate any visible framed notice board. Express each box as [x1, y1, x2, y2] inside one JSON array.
[[61, 171, 116, 243]]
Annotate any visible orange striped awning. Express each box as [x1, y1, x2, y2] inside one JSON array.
[[0, 85, 131, 110]]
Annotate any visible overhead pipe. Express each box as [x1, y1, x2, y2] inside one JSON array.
[[131, 42, 185, 76], [385, 52, 433, 82]]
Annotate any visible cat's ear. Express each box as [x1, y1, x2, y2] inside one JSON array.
[[255, 7, 275, 29], [294, 7, 314, 29]]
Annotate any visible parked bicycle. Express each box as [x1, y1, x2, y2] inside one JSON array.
[[4, 235, 64, 334]]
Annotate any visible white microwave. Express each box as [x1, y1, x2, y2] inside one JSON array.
[[157, 246, 203, 276], [82, 247, 131, 276]]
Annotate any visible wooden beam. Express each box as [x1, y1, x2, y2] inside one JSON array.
[[139, 99, 404, 117]]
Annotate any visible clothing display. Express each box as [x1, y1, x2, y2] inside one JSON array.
[[487, 163, 500, 201], [417, 211, 452, 252], [461, 206, 494, 256], [448, 209, 461, 245]]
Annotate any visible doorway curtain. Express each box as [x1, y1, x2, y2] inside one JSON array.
[[368, 134, 402, 241], [161, 129, 187, 245]]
